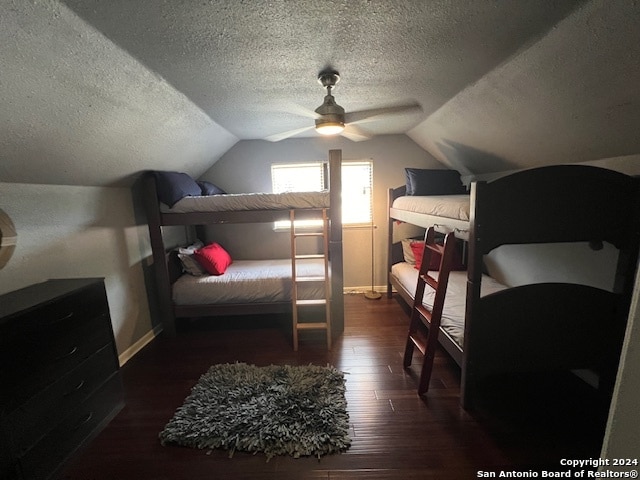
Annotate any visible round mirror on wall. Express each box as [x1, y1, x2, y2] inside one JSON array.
[[0, 209, 17, 269]]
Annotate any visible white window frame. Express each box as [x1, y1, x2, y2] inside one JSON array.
[[271, 160, 373, 230]]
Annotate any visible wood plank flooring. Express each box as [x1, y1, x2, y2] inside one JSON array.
[[59, 294, 608, 479]]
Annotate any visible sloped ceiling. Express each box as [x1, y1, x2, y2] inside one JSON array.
[[1, 0, 639, 187]]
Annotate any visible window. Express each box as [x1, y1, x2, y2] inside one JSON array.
[[341, 162, 373, 225], [271, 162, 326, 193], [271, 161, 373, 228]]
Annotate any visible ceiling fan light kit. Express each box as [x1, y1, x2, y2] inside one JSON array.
[[315, 121, 345, 135], [314, 72, 345, 135]]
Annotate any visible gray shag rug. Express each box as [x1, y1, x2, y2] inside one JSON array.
[[159, 362, 351, 460]]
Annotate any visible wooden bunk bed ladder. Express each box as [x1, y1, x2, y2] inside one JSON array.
[[403, 227, 457, 395], [290, 208, 332, 351]]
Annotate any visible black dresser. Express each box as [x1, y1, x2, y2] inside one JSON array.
[[0, 278, 124, 480]]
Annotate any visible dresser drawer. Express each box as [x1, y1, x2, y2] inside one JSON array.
[[0, 427, 20, 480], [17, 374, 124, 480], [5, 344, 119, 456], [0, 279, 107, 346], [0, 278, 123, 480], [1, 312, 114, 410], [0, 280, 108, 335]]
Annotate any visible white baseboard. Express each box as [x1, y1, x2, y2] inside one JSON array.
[[343, 285, 389, 295], [118, 324, 163, 367]]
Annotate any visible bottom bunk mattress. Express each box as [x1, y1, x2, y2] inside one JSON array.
[[391, 262, 507, 349], [172, 258, 327, 305]]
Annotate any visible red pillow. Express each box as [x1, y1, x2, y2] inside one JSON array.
[[409, 241, 440, 270], [410, 239, 466, 271], [194, 243, 232, 275]]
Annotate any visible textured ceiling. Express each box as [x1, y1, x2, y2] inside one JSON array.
[[410, 0, 640, 174], [1, 0, 639, 186], [60, 0, 584, 141]]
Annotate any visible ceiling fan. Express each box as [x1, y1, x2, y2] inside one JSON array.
[[265, 70, 423, 142]]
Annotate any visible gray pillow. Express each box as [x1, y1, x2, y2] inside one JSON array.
[[177, 240, 207, 276], [405, 168, 467, 196]]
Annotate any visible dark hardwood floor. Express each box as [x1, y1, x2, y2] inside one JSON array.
[[59, 294, 608, 479]]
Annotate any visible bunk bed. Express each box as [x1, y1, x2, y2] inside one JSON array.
[[388, 166, 640, 408], [387, 169, 472, 365], [141, 149, 344, 338]]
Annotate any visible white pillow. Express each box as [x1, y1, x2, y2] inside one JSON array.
[[177, 240, 207, 276], [401, 239, 416, 265], [178, 239, 204, 255]]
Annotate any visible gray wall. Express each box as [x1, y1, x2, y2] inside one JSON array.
[[199, 134, 445, 290], [0, 182, 155, 360]]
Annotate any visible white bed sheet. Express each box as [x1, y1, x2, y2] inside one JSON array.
[[162, 191, 330, 213], [172, 258, 327, 305], [391, 262, 506, 348], [392, 195, 470, 221]]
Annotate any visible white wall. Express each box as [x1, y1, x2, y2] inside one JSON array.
[[199, 134, 445, 290], [0, 182, 155, 360], [601, 261, 640, 468]]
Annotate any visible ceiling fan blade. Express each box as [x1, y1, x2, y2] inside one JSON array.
[[264, 125, 315, 142], [345, 102, 423, 125], [280, 102, 321, 119], [341, 124, 373, 142]]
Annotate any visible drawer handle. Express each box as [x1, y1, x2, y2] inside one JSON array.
[[47, 311, 75, 325], [55, 345, 78, 361], [64, 379, 86, 397], [73, 411, 94, 431]]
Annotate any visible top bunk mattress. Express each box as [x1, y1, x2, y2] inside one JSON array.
[[392, 195, 470, 221], [390, 194, 470, 236], [161, 191, 330, 213]]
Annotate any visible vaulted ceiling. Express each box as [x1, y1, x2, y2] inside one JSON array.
[[1, 0, 639, 186]]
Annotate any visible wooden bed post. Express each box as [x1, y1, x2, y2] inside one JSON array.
[[329, 149, 344, 337], [386, 185, 409, 299], [461, 180, 485, 410], [387, 188, 395, 299], [142, 174, 177, 337]]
